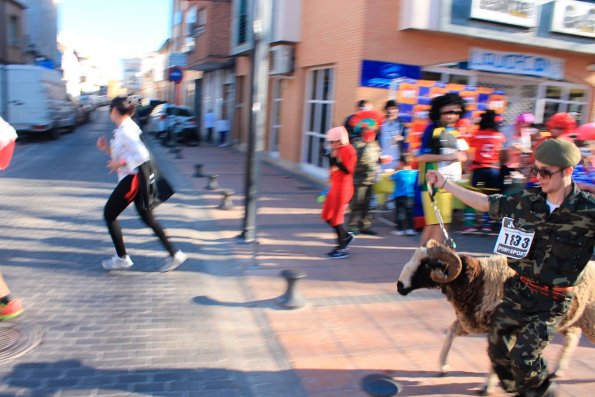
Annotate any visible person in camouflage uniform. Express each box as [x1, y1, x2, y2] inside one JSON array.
[[348, 127, 382, 235], [426, 138, 595, 397]]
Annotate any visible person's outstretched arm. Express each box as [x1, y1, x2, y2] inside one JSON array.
[[426, 170, 489, 212]]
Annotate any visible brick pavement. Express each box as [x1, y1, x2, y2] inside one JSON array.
[[0, 112, 592, 397], [155, 138, 594, 397], [0, 115, 304, 397]]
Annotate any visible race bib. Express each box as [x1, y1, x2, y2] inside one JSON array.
[[493, 217, 534, 259]]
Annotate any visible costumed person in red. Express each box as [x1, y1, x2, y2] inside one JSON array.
[[534, 112, 576, 150], [462, 110, 506, 234], [0, 116, 24, 321], [321, 126, 357, 259]]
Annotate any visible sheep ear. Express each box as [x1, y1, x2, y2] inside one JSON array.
[[426, 239, 441, 249]]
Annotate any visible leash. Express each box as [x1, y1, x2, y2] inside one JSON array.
[[427, 182, 456, 250]]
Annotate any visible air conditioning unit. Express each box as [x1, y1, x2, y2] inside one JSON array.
[[269, 45, 294, 76]]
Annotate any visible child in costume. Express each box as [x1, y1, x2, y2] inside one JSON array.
[[321, 127, 357, 259]]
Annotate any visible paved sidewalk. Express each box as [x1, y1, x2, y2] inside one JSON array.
[[156, 139, 594, 397], [0, 115, 303, 397]]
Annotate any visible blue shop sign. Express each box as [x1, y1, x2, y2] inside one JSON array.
[[360, 60, 421, 89], [469, 48, 564, 80]]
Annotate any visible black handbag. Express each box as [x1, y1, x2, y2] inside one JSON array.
[[139, 160, 174, 210], [137, 134, 175, 210]]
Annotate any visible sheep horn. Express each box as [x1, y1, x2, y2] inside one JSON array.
[[428, 245, 462, 283]]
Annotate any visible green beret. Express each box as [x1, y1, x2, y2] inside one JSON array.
[[534, 138, 581, 168]]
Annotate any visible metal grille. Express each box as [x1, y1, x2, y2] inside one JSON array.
[[477, 75, 538, 125], [0, 322, 43, 364]]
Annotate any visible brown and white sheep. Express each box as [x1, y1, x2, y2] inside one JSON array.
[[396, 239, 594, 395]]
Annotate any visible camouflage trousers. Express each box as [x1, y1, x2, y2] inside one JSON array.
[[348, 184, 374, 231], [488, 276, 571, 397]]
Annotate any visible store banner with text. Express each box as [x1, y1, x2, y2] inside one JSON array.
[[469, 48, 564, 80]]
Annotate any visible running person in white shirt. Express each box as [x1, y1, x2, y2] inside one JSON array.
[[96, 96, 186, 272]]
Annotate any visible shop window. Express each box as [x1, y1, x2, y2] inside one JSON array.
[[421, 71, 442, 81], [421, 68, 477, 86], [568, 89, 586, 102], [545, 86, 562, 100], [543, 102, 562, 124], [539, 84, 588, 124], [448, 74, 469, 85], [303, 68, 335, 169]]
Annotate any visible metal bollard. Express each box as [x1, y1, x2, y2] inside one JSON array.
[[218, 190, 235, 210], [205, 175, 220, 191], [277, 269, 307, 309], [194, 164, 205, 178]]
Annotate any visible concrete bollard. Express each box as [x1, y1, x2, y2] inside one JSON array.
[[277, 269, 307, 309], [194, 164, 205, 178], [205, 175, 220, 191], [218, 190, 235, 210]]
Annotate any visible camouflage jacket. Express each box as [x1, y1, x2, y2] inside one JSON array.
[[353, 140, 381, 186], [488, 183, 595, 287]]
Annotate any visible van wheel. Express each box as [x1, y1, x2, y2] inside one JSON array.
[[48, 128, 60, 140]]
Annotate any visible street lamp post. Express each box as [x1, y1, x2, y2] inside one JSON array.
[[239, 0, 271, 243]]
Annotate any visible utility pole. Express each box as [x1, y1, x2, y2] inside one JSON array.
[[239, 0, 271, 243]]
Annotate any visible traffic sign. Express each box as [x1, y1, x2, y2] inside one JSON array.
[[168, 53, 188, 67], [168, 67, 184, 84]]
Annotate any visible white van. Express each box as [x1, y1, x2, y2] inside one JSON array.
[[0, 65, 77, 139]]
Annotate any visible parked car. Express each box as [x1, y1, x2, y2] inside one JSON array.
[[136, 98, 166, 127], [97, 95, 110, 107], [145, 104, 198, 145], [0, 64, 76, 139], [71, 96, 91, 125], [79, 95, 97, 111]]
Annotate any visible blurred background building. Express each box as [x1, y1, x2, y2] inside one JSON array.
[[0, 0, 26, 65], [149, 0, 594, 179], [20, 0, 60, 69], [122, 58, 142, 95]]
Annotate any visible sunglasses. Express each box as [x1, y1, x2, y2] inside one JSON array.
[[440, 110, 463, 116], [530, 166, 563, 179], [329, 140, 340, 144]]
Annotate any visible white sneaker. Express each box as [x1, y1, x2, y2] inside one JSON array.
[[102, 255, 133, 270], [405, 229, 418, 236], [160, 250, 187, 273], [391, 230, 406, 236]]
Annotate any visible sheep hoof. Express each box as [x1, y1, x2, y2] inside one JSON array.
[[477, 385, 489, 396], [550, 370, 561, 379], [439, 365, 450, 376]]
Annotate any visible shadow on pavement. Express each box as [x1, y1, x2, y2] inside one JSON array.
[[193, 295, 285, 310], [0, 359, 544, 396]]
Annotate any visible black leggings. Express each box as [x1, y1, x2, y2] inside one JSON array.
[[104, 173, 176, 258], [327, 221, 348, 249]]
